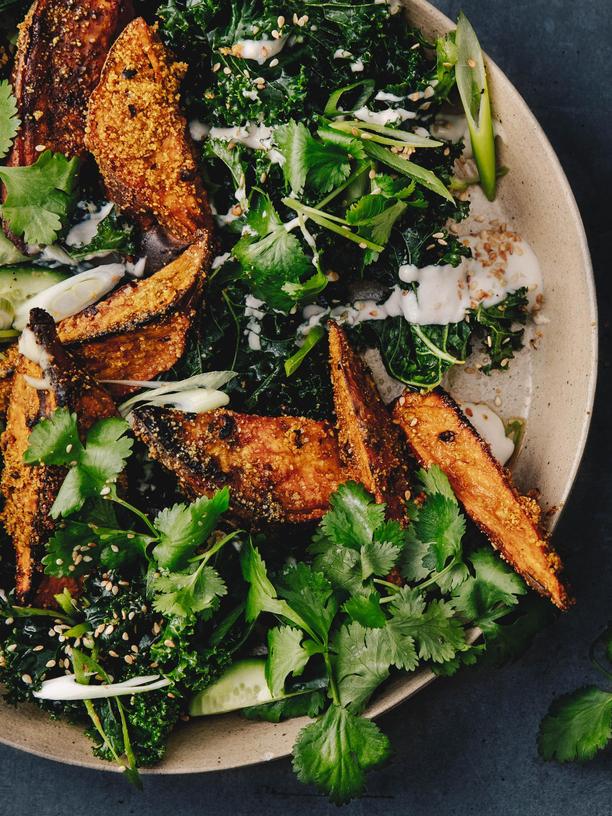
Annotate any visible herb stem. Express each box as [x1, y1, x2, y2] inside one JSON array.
[[315, 163, 369, 210], [323, 650, 340, 706], [111, 495, 159, 539]]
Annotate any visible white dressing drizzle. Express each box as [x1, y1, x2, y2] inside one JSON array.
[[461, 402, 515, 465], [65, 202, 114, 248], [353, 105, 416, 125]]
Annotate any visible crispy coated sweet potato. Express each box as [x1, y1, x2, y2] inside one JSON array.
[[85, 17, 213, 246], [9, 0, 133, 166], [0, 239, 212, 408], [328, 322, 410, 520], [392, 388, 571, 609], [129, 407, 352, 525], [1, 309, 117, 599]]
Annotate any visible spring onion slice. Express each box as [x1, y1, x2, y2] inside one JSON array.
[[33, 673, 170, 701], [114, 372, 236, 417], [285, 325, 325, 377], [329, 119, 442, 148], [362, 141, 454, 202], [455, 12, 497, 200]]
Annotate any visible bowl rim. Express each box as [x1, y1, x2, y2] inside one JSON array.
[[0, 0, 598, 776]]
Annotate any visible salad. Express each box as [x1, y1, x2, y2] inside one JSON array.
[[0, 0, 568, 804]]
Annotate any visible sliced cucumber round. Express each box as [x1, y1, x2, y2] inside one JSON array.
[[0, 266, 70, 305], [189, 658, 282, 716]]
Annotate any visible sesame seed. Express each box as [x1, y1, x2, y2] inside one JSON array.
[[277, 15, 285, 27], [99, 486, 111, 497], [212, 62, 221, 72], [131, 645, 139, 654], [65, 443, 73, 454], [358, 242, 367, 250], [410, 42, 420, 50], [122, 632, 129, 641], [21, 674, 32, 685], [108, 650, 119, 658], [409, 417, 418, 427], [5, 617, 13, 626], [152, 622, 161, 635], [164, 639, 175, 648], [269, 58, 279, 67], [432, 232, 444, 239], [45, 659, 56, 668], [124, 655, 134, 665], [55, 558, 63, 566], [468, 58, 477, 68], [110, 545, 119, 553], [33, 645, 44, 652], [104, 624, 115, 636], [111, 586, 119, 596], [223, 67, 231, 75], [35, 144, 46, 152], [128, 612, 136, 621]]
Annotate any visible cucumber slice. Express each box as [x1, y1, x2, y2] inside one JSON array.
[[0, 266, 69, 304], [189, 658, 282, 716]]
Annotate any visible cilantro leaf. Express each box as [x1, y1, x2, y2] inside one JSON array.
[[0, 80, 20, 160], [342, 593, 386, 629], [42, 520, 150, 577], [151, 563, 227, 618], [265, 626, 311, 696], [293, 704, 391, 805], [276, 120, 353, 195], [240, 539, 295, 624], [277, 563, 337, 643], [152, 488, 230, 570], [361, 535, 401, 581], [244, 689, 326, 723], [309, 535, 363, 593], [539, 687, 612, 762], [400, 528, 431, 582], [387, 591, 467, 664], [233, 193, 312, 312], [319, 481, 385, 551], [415, 492, 468, 591], [345, 194, 407, 249], [203, 138, 246, 199], [452, 548, 527, 627], [0, 150, 79, 245], [24, 407, 83, 466], [418, 465, 456, 500], [333, 622, 391, 712], [275, 120, 309, 195]]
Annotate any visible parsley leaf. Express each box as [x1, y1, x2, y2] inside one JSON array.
[[0, 79, 20, 159], [152, 488, 230, 571], [24, 407, 83, 466], [151, 563, 227, 618], [265, 626, 311, 697], [333, 622, 391, 712], [293, 704, 391, 805], [539, 687, 612, 762], [0, 150, 79, 245]]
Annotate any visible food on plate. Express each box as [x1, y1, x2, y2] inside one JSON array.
[[129, 406, 350, 523], [8, 0, 133, 166], [328, 321, 410, 520], [393, 388, 570, 609], [0, 0, 573, 804], [1, 308, 117, 597], [85, 17, 213, 257]]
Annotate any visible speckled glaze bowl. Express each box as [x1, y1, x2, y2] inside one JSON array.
[[0, 0, 597, 774]]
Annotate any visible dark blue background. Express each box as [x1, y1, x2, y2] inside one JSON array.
[[2, 1, 610, 812]]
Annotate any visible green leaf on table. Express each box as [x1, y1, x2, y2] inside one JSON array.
[[152, 488, 230, 570], [539, 687, 612, 762], [0, 79, 20, 159], [0, 150, 79, 245], [265, 626, 311, 696], [293, 704, 391, 804], [333, 622, 391, 712]]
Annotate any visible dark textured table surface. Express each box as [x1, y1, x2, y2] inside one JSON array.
[[2, 1, 610, 813]]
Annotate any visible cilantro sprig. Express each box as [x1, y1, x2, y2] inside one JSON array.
[[0, 79, 20, 159], [0, 149, 79, 246]]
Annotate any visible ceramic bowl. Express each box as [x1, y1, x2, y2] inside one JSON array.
[[0, 0, 597, 774]]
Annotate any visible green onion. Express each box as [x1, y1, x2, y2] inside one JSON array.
[[329, 119, 442, 149], [324, 79, 375, 117], [284, 325, 325, 377], [282, 198, 385, 252], [361, 141, 454, 202], [455, 13, 497, 200]]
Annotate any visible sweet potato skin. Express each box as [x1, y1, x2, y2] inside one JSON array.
[[129, 407, 352, 525], [392, 388, 571, 610], [9, 0, 133, 165], [85, 17, 212, 244], [328, 322, 410, 520], [0, 310, 117, 599]]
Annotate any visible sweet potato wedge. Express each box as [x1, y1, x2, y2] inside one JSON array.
[[328, 322, 411, 521], [85, 17, 213, 246], [129, 407, 352, 525], [392, 388, 571, 609], [1, 309, 117, 598], [9, 0, 133, 165]]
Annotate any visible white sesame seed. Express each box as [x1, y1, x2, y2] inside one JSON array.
[[269, 58, 279, 67], [110, 545, 119, 553], [45, 659, 56, 668], [164, 639, 175, 648], [223, 66, 231, 75], [35, 144, 46, 152], [128, 611, 136, 621], [122, 632, 129, 641], [104, 625, 114, 636], [99, 486, 111, 497], [65, 443, 73, 454], [212, 62, 221, 72], [124, 654, 134, 665], [277, 15, 285, 27], [131, 645, 139, 654], [33, 645, 44, 652], [21, 674, 32, 685]]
